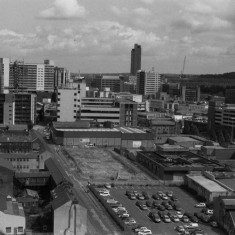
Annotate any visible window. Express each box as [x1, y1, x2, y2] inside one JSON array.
[[74, 99, 77, 101], [6, 227, 11, 233], [18, 227, 23, 233]]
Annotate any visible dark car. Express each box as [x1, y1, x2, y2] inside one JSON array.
[[158, 205, 166, 211], [165, 204, 173, 210], [181, 215, 190, 223], [146, 200, 153, 207], [190, 216, 199, 223], [171, 195, 178, 201], [174, 204, 182, 211], [158, 211, 165, 219], [168, 200, 175, 206], [149, 211, 161, 223], [153, 201, 161, 208], [152, 194, 161, 200], [142, 191, 150, 200]]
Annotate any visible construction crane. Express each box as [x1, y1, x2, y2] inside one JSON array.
[[180, 56, 186, 79]]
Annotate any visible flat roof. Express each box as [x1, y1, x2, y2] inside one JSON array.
[[158, 144, 185, 150], [222, 198, 235, 206], [187, 175, 228, 193], [151, 120, 175, 126], [55, 128, 120, 132], [169, 136, 202, 143]]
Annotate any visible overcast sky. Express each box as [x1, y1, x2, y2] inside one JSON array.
[[0, 0, 234, 74]]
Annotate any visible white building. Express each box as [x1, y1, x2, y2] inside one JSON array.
[[0, 58, 10, 94], [0, 195, 25, 235]]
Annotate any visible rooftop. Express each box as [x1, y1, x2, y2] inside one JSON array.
[[222, 198, 235, 207], [151, 120, 175, 126], [1, 153, 39, 159], [218, 178, 235, 191], [187, 175, 228, 193], [169, 136, 202, 143], [53, 121, 91, 129]]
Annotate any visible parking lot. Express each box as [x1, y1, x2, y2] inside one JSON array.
[[105, 185, 225, 235]]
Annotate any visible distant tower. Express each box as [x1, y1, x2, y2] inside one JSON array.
[[130, 44, 141, 75]]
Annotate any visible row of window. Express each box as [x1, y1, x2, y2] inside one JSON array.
[[14, 165, 30, 169], [7, 158, 30, 162], [6, 226, 23, 234]]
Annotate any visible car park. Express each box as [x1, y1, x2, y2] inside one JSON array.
[[195, 203, 206, 208]]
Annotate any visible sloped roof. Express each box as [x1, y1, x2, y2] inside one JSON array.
[[45, 157, 70, 185], [0, 158, 14, 171]]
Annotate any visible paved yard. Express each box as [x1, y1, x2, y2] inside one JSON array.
[[106, 185, 225, 235]]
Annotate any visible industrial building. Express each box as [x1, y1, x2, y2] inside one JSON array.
[[51, 122, 154, 148], [136, 151, 225, 180], [185, 174, 231, 202]]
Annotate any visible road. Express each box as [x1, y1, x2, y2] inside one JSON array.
[[33, 127, 122, 235]]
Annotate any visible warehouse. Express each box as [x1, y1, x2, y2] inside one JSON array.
[[51, 122, 154, 148]]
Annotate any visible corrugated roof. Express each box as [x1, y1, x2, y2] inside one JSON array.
[[187, 175, 228, 193], [45, 158, 70, 185]]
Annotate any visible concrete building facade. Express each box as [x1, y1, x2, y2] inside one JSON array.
[[0, 58, 10, 94], [130, 44, 141, 75]]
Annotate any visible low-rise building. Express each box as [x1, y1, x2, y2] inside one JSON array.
[[0, 195, 25, 235], [51, 182, 87, 235], [213, 196, 235, 235]]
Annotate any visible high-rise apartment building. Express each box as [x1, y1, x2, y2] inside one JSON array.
[[136, 69, 161, 97], [0, 58, 10, 94], [130, 44, 141, 75]]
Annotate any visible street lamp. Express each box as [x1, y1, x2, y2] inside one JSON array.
[[230, 117, 235, 144]]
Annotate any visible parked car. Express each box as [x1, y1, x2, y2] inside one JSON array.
[[146, 200, 153, 207], [184, 223, 199, 229], [171, 195, 178, 201], [165, 204, 173, 210], [158, 205, 166, 211], [176, 225, 185, 233], [181, 215, 190, 223], [195, 203, 206, 208], [142, 191, 150, 200], [162, 215, 171, 223], [152, 194, 161, 200], [175, 211, 183, 218], [210, 221, 218, 228], [157, 191, 164, 196], [139, 204, 148, 211], [98, 188, 109, 193], [206, 209, 213, 215], [133, 226, 148, 233], [153, 201, 161, 208], [137, 193, 145, 200], [169, 213, 179, 222], [174, 204, 182, 211], [104, 183, 111, 189], [148, 211, 161, 223], [100, 191, 110, 197], [166, 191, 173, 197], [138, 230, 152, 235], [190, 216, 199, 223], [161, 193, 169, 200]]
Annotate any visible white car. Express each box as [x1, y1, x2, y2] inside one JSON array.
[[105, 183, 111, 189], [138, 230, 152, 235], [195, 203, 206, 208], [184, 223, 199, 229], [206, 209, 213, 215], [100, 192, 110, 196], [175, 211, 183, 218], [106, 199, 118, 204], [98, 188, 109, 193], [134, 227, 149, 233]]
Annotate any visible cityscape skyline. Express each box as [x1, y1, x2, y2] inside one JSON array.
[[0, 0, 234, 74]]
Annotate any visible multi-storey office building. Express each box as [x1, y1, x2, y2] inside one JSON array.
[[79, 97, 137, 126], [0, 93, 36, 125], [136, 69, 161, 96], [181, 85, 200, 103], [54, 67, 70, 88], [130, 44, 141, 75], [8, 59, 55, 92]]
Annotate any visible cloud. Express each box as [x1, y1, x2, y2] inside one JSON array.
[[133, 8, 151, 16], [39, 0, 87, 19], [139, 0, 155, 4]]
